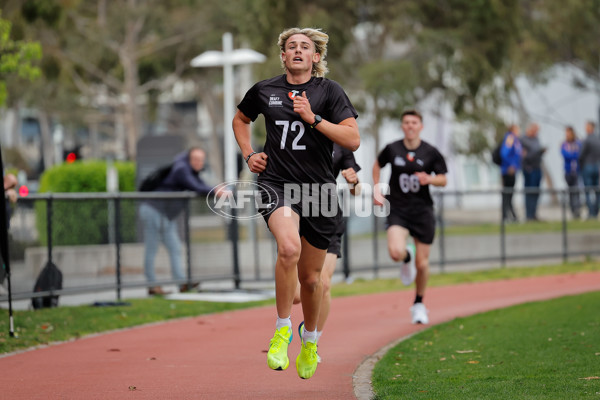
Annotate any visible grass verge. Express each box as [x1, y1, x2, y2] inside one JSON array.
[[372, 291, 600, 399], [0, 261, 598, 355]]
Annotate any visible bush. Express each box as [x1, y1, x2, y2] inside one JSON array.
[[35, 161, 137, 246]]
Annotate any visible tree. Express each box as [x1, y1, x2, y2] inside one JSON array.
[[519, 0, 600, 120], [9, 0, 222, 160], [345, 0, 524, 157], [0, 9, 40, 106]]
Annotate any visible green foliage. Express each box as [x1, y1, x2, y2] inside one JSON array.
[[373, 290, 600, 399], [3, 0, 599, 161], [519, 0, 600, 86], [35, 161, 137, 246], [0, 11, 41, 106]]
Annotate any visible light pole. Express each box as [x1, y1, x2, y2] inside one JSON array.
[[191, 32, 266, 183], [191, 33, 266, 288]]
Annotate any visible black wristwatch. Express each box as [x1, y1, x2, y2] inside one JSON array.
[[310, 115, 322, 129]]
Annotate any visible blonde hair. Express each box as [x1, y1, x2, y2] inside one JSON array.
[[278, 27, 329, 77]]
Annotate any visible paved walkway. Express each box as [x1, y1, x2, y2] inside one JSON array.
[[1, 272, 599, 399]]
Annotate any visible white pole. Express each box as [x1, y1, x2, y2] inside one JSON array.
[[223, 32, 236, 183]]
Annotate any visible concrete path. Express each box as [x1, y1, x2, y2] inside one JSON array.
[[1, 272, 599, 399]]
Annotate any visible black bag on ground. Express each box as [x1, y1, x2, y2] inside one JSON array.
[[491, 143, 502, 166], [139, 164, 173, 192], [32, 261, 63, 309]]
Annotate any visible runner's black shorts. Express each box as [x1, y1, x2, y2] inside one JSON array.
[[385, 205, 436, 244], [257, 180, 339, 250], [327, 214, 345, 258]]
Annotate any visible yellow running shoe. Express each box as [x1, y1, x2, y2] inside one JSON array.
[[296, 339, 318, 379], [267, 326, 292, 371]]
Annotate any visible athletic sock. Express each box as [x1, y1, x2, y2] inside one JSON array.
[[276, 316, 292, 330], [403, 250, 411, 263], [316, 331, 323, 343], [414, 295, 423, 304], [302, 327, 318, 344]]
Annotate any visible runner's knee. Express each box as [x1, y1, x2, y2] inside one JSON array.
[[389, 247, 405, 262], [299, 273, 321, 293], [277, 239, 301, 266]]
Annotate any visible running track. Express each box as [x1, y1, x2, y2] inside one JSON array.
[[1, 272, 598, 399]]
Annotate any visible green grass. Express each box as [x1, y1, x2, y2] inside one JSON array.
[[372, 291, 600, 399], [0, 261, 598, 355], [354, 219, 600, 240], [442, 218, 600, 236], [330, 261, 600, 298]]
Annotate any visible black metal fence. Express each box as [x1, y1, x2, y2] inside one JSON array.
[[2, 187, 599, 305]]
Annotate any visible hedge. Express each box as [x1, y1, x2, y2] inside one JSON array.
[[35, 161, 137, 246]]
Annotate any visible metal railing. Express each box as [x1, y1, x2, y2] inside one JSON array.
[[2, 186, 599, 305]]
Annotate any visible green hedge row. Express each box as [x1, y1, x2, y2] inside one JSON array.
[[35, 161, 138, 246]]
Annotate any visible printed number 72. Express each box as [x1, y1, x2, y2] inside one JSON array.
[[276, 120, 306, 150]]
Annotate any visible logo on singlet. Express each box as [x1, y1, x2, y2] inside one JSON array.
[[288, 90, 300, 100], [269, 94, 283, 107], [394, 156, 406, 166], [407, 152, 415, 162]]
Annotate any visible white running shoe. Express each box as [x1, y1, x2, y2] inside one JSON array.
[[410, 302, 429, 324], [400, 244, 416, 286]]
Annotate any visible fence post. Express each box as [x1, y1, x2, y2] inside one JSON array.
[[46, 196, 53, 265], [184, 198, 192, 287], [437, 191, 446, 273], [372, 213, 379, 279], [342, 216, 350, 280], [114, 196, 122, 301], [229, 188, 241, 289], [561, 189, 568, 263], [500, 188, 506, 268]]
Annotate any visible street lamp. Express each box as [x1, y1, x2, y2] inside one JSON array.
[[191, 32, 266, 183], [191, 33, 266, 289]]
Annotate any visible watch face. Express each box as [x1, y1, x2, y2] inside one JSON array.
[[315, 115, 322, 123]]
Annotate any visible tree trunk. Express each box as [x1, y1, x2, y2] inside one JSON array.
[[119, 15, 143, 160], [37, 110, 55, 168], [196, 79, 224, 181]]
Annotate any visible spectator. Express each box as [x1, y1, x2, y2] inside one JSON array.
[[561, 126, 582, 219], [520, 123, 546, 221], [579, 121, 600, 219], [140, 147, 226, 296], [500, 124, 522, 222]]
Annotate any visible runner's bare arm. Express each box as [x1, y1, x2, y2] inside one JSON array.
[[415, 172, 447, 187], [372, 161, 384, 206], [233, 109, 268, 173]]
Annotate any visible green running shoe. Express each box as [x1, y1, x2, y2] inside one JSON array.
[[298, 321, 321, 363], [267, 326, 292, 371], [296, 332, 319, 379]]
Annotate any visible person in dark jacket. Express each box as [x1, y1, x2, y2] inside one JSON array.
[[579, 121, 600, 219], [140, 147, 222, 295], [520, 123, 546, 221]]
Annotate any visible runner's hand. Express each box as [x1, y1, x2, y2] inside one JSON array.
[[341, 168, 358, 184], [247, 152, 268, 173], [293, 91, 314, 124]]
